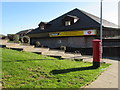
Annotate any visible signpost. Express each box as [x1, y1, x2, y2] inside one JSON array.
[[100, 0, 103, 59]]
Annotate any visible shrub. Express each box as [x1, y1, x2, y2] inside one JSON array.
[[21, 36, 30, 44], [0, 34, 6, 39], [13, 34, 19, 43], [35, 41, 41, 47], [75, 50, 80, 54], [19, 37, 22, 43], [60, 46, 66, 51], [7, 34, 15, 41], [2, 36, 7, 39]]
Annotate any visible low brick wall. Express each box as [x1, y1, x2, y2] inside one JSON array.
[[65, 46, 119, 58]]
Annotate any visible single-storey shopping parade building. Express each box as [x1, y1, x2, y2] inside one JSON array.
[[26, 8, 119, 50]]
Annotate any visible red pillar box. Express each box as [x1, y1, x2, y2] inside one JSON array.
[[92, 39, 101, 68]]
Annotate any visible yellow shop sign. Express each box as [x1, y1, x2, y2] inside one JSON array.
[[49, 30, 96, 37]]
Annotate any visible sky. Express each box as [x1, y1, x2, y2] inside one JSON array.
[[1, 0, 119, 35]]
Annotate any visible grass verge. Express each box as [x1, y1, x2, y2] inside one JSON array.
[[1, 48, 111, 88]]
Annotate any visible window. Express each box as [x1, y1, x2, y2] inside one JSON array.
[[74, 18, 78, 23], [40, 25, 45, 30], [63, 15, 79, 26], [65, 21, 71, 26]]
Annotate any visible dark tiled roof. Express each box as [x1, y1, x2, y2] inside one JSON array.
[[81, 10, 118, 28], [39, 22, 49, 25], [16, 29, 33, 35], [66, 15, 79, 19], [28, 8, 118, 34]]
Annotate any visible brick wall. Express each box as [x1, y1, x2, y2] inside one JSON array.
[[31, 36, 95, 48]]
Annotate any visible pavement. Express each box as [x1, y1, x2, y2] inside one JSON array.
[[83, 57, 119, 88]]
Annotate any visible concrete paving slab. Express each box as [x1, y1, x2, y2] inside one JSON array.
[[62, 53, 82, 59], [42, 50, 64, 56], [25, 47, 49, 53], [8, 45, 34, 51], [83, 57, 118, 88], [6, 43, 20, 48]]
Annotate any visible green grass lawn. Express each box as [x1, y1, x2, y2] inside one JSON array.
[[1, 48, 111, 88]]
